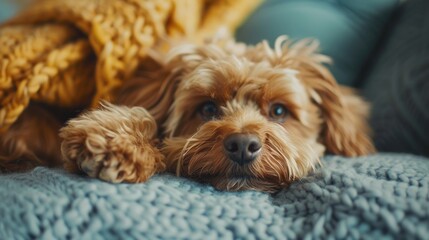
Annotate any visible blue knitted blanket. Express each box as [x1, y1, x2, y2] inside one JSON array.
[[1, 154, 428, 239]]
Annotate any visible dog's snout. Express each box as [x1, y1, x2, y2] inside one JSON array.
[[223, 133, 262, 165]]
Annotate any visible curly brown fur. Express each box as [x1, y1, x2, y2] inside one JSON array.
[[0, 36, 375, 192], [0, 104, 62, 172]]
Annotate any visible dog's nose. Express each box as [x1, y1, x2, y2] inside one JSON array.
[[223, 133, 262, 165]]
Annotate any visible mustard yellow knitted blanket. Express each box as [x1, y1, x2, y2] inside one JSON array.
[[0, 0, 262, 132]]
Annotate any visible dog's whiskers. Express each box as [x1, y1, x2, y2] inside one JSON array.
[[177, 133, 200, 176]]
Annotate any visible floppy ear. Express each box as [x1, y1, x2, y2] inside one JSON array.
[[305, 74, 376, 156], [250, 37, 375, 156], [115, 57, 181, 126], [287, 40, 376, 156], [115, 42, 217, 126]]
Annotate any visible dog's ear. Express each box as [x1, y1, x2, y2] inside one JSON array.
[[250, 37, 375, 156], [303, 72, 375, 156], [115, 41, 227, 127], [287, 40, 375, 156], [114, 57, 180, 126]]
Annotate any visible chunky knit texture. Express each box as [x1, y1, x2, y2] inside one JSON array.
[[0, 0, 262, 132], [0, 154, 428, 239]]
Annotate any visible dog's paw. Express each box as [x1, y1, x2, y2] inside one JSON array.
[[60, 103, 165, 183], [75, 133, 164, 183]]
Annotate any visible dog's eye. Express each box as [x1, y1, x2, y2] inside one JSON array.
[[269, 103, 288, 121], [199, 101, 219, 121]]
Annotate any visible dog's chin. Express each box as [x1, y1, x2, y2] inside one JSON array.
[[197, 174, 289, 193]]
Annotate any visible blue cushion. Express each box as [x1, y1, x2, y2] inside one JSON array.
[[236, 0, 401, 86]]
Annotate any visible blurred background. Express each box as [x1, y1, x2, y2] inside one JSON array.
[[0, 0, 30, 22]]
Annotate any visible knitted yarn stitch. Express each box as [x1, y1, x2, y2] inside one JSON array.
[[0, 0, 262, 132], [0, 154, 428, 239]]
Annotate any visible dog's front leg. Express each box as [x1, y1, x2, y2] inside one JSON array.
[[60, 103, 165, 183]]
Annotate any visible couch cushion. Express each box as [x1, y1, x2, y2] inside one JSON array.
[[236, 0, 400, 86], [362, 0, 429, 156]]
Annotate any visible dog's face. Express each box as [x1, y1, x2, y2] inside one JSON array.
[[139, 37, 375, 192]]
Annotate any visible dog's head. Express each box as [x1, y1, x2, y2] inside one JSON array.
[[122, 36, 375, 192]]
